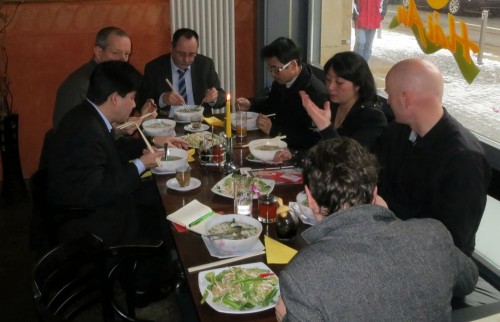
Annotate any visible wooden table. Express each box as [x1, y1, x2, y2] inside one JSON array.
[[154, 124, 307, 322]]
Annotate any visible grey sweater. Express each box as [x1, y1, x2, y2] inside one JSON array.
[[280, 204, 478, 322]]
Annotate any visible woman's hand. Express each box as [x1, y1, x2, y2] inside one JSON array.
[[152, 136, 189, 150], [299, 90, 331, 131], [273, 148, 292, 162]]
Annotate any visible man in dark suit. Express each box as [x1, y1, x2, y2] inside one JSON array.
[[48, 61, 173, 304], [142, 28, 226, 117]]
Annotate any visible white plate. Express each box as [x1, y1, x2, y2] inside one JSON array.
[[245, 153, 282, 165], [211, 174, 275, 199], [151, 167, 175, 175], [198, 262, 279, 314], [201, 235, 265, 259], [181, 131, 224, 148], [166, 177, 201, 191], [184, 124, 210, 132]]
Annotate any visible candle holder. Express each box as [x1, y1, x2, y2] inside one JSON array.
[[220, 133, 238, 173]]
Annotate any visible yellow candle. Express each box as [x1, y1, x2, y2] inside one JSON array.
[[226, 93, 231, 138]]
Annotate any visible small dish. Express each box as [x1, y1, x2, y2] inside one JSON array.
[[166, 177, 201, 191], [245, 153, 282, 165], [184, 124, 210, 132], [201, 235, 265, 259]]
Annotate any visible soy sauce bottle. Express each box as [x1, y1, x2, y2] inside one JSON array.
[[275, 198, 296, 240]]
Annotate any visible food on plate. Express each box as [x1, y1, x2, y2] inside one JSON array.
[[208, 219, 258, 240], [213, 174, 272, 196], [254, 144, 281, 151], [181, 131, 223, 148], [200, 266, 279, 310]]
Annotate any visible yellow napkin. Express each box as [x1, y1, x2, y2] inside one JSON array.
[[203, 116, 224, 127], [140, 170, 152, 179], [264, 235, 298, 264], [187, 149, 195, 162]]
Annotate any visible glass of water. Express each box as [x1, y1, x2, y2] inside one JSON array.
[[233, 176, 253, 215]]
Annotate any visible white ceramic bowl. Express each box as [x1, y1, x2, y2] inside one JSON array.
[[157, 148, 188, 172], [174, 106, 204, 122], [231, 111, 259, 129], [205, 214, 262, 253], [142, 119, 176, 137], [296, 191, 315, 222], [248, 139, 288, 162]]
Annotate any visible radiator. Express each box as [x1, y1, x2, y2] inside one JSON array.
[[170, 0, 236, 113]]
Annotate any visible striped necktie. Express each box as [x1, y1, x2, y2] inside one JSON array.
[[177, 69, 188, 103]]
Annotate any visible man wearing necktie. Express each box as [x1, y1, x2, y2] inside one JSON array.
[[142, 28, 226, 117]]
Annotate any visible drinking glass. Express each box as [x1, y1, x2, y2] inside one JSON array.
[[176, 165, 191, 187], [234, 111, 247, 137], [233, 176, 253, 215], [258, 194, 278, 223], [190, 114, 202, 129]]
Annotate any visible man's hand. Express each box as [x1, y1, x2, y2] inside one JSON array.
[[113, 117, 141, 136], [203, 87, 218, 104], [275, 297, 287, 322], [256, 114, 272, 135], [152, 136, 189, 150], [140, 99, 158, 120], [162, 91, 185, 106], [139, 148, 164, 169], [299, 90, 331, 131], [236, 98, 251, 111]]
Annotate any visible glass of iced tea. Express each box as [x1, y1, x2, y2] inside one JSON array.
[[258, 194, 278, 223], [234, 111, 247, 137]]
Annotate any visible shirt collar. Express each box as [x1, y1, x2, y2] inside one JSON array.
[[87, 98, 113, 133]]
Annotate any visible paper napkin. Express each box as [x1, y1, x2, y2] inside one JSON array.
[[140, 170, 152, 179], [264, 235, 298, 264], [203, 116, 224, 127], [187, 149, 195, 162]]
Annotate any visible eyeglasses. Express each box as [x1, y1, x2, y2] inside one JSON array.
[[174, 49, 197, 59], [266, 60, 293, 73]]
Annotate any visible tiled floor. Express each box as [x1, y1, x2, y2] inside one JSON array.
[[0, 186, 182, 322]]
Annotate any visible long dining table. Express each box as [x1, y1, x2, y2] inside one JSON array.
[[153, 120, 309, 322]]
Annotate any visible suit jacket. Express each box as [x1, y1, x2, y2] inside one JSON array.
[[249, 64, 329, 149], [48, 100, 146, 243], [52, 60, 97, 129], [280, 204, 478, 322], [142, 53, 226, 115]]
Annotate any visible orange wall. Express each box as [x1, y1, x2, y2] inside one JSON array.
[[2, 0, 256, 180]]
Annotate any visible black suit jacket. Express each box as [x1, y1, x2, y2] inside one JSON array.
[[142, 53, 226, 115], [48, 100, 146, 243]]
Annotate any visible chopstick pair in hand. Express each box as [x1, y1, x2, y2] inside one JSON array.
[[165, 78, 190, 110], [134, 123, 162, 167], [117, 112, 155, 130]]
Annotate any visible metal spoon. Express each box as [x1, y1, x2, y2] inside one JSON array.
[[164, 143, 169, 161]]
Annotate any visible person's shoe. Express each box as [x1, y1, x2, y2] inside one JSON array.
[[135, 284, 174, 308]]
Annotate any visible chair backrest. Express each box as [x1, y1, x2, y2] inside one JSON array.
[[32, 234, 164, 322]]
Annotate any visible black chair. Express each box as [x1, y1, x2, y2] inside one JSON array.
[[32, 234, 165, 322]]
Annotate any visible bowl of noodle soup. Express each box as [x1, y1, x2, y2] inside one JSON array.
[[248, 139, 287, 162]]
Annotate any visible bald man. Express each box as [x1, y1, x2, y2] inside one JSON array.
[[375, 59, 490, 257]]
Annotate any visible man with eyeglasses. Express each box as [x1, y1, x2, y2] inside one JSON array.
[[237, 37, 328, 151], [142, 28, 226, 117]]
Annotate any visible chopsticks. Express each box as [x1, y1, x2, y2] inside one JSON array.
[[187, 250, 266, 273], [116, 112, 155, 130], [134, 123, 161, 167], [165, 78, 191, 111], [266, 113, 276, 117]]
